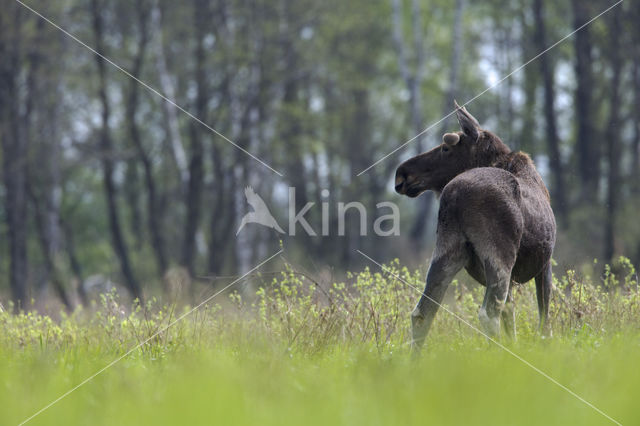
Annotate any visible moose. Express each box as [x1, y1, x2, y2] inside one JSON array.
[[395, 102, 556, 349]]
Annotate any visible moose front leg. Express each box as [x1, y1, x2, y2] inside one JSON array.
[[411, 254, 465, 351]]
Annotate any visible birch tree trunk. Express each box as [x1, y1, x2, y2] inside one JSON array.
[[127, 0, 169, 278], [150, 0, 189, 189], [391, 0, 425, 153], [181, 0, 209, 276], [26, 16, 72, 310], [394, 0, 464, 250], [603, 6, 623, 264], [533, 0, 568, 227], [92, 0, 142, 301], [440, 0, 463, 134], [391, 0, 434, 249]]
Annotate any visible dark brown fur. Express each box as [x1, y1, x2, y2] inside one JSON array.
[[395, 102, 556, 348]]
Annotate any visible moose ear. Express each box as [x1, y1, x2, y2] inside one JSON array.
[[443, 133, 460, 146], [454, 100, 479, 142]]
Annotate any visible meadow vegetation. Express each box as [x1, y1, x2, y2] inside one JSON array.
[[2, 258, 639, 425]]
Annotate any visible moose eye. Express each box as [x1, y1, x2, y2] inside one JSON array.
[[442, 145, 450, 153]]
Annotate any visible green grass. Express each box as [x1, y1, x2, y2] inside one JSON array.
[[2, 259, 639, 425]]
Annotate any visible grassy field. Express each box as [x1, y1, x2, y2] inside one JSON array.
[[2, 259, 639, 425]]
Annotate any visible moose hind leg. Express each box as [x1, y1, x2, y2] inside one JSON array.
[[411, 248, 467, 351], [500, 284, 516, 341], [535, 262, 553, 337], [479, 261, 511, 338]]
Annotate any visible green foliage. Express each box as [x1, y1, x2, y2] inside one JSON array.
[[3, 258, 640, 355], [2, 260, 640, 425]]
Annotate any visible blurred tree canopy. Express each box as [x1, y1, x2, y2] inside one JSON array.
[[0, 0, 638, 309]]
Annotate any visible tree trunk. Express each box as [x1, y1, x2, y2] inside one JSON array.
[[29, 187, 73, 310], [60, 217, 87, 305], [441, 0, 463, 134], [627, 2, 640, 267], [409, 0, 464, 250], [631, 4, 640, 195], [150, 0, 189, 189], [24, 15, 72, 310], [391, 0, 426, 152], [278, 0, 310, 259], [571, 0, 599, 204], [533, 0, 568, 228], [343, 88, 374, 264], [518, 8, 537, 154], [391, 0, 436, 250], [0, 5, 29, 310], [127, 0, 169, 278], [181, 0, 209, 276], [207, 71, 233, 276], [206, 2, 235, 277], [408, 0, 425, 154], [603, 6, 623, 264], [92, 0, 142, 301], [124, 161, 144, 250]]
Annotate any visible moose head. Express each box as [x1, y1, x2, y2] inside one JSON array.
[[394, 101, 511, 197]]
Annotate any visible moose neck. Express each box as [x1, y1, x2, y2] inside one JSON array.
[[475, 130, 512, 168]]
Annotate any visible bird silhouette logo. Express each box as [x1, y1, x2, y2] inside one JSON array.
[[236, 186, 285, 235]]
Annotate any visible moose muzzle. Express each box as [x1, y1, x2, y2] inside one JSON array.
[[395, 172, 406, 194]]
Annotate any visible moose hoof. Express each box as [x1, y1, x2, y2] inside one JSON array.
[[478, 308, 500, 338], [410, 310, 427, 350]]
